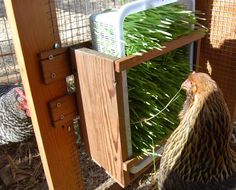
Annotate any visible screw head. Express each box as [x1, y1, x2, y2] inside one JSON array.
[[60, 114, 64, 120], [51, 72, 56, 79], [53, 43, 61, 49], [56, 102, 61, 108], [48, 54, 54, 60], [113, 80, 117, 87]]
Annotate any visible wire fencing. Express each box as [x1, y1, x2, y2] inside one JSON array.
[[0, 0, 124, 84]]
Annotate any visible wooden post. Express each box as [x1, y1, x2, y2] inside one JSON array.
[[233, 104, 236, 124], [5, 0, 83, 189], [193, 39, 202, 70]]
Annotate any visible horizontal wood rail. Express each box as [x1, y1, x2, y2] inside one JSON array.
[[123, 139, 166, 172], [115, 30, 205, 72]]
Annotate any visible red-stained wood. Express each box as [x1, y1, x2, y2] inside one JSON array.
[[115, 30, 205, 72], [39, 47, 68, 60], [40, 49, 71, 84], [234, 104, 236, 122], [49, 94, 78, 128], [5, 0, 83, 189], [193, 39, 202, 70]]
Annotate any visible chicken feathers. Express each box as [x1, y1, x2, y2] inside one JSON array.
[[0, 85, 32, 145], [158, 72, 236, 190]]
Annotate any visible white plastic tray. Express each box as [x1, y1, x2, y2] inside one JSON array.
[[90, 0, 178, 57]]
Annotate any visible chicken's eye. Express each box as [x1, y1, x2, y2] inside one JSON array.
[[16, 94, 22, 103]]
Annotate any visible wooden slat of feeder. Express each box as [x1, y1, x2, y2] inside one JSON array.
[[74, 48, 130, 187], [4, 0, 83, 189], [123, 139, 166, 172], [115, 30, 205, 72]]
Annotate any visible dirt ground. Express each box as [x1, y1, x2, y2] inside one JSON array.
[[0, 138, 47, 190], [0, 136, 158, 190], [1, 130, 236, 189]]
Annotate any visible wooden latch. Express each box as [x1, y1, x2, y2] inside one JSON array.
[[39, 47, 79, 127], [39, 47, 72, 84], [49, 94, 78, 128]]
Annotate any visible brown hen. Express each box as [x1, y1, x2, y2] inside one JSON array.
[[158, 72, 236, 190]]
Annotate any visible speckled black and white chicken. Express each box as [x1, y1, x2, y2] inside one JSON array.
[[0, 85, 33, 145]]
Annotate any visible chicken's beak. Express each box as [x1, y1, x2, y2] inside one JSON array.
[[181, 79, 191, 91]]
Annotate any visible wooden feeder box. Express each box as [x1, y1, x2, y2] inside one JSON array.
[[5, 0, 235, 188], [73, 30, 205, 187]]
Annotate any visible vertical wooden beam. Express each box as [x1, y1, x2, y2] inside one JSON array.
[[233, 104, 236, 123], [193, 39, 202, 70], [115, 71, 132, 158], [70, 47, 90, 155], [5, 0, 83, 189]]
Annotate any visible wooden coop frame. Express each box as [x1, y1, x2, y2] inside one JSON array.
[[4, 0, 205, 189]]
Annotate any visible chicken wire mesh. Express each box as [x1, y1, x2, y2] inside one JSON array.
[[0, 0, 20, 85], [54, 0, 124, 46], [0, 0, 125, 85], [197, 0, 236, 120]]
